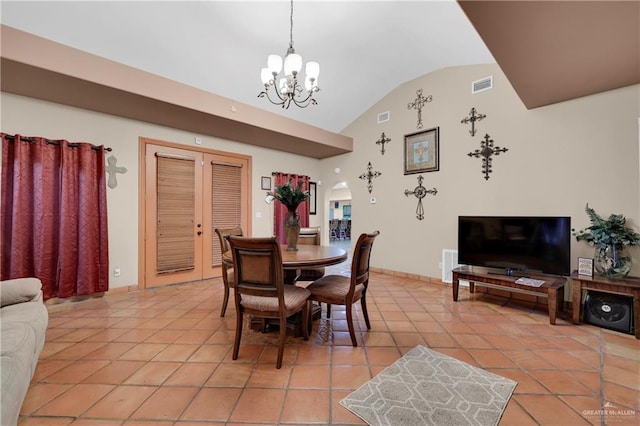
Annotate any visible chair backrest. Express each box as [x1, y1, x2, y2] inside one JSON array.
[[350, 231, 380, 287], [215, 226, 243, 263], [298, 227, 321, 246], [227, 236, 284, 302]]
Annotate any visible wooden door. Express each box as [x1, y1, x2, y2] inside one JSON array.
[[141, 140, 251, 289], [145, 144, 204, 287], [202, 154, 249, 279]]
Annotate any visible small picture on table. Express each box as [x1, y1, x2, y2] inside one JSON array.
[[578, 257, 594, 277]]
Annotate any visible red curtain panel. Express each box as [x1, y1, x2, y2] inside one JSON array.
[[1, 134, 109, 299], [272, 172, 310, 244]]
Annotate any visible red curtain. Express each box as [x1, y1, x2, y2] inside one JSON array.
[[1, 134, 109, 299], [272, 172, 310, 244]]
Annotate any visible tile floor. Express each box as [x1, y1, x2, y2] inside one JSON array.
[[19, 268, 639, 425]]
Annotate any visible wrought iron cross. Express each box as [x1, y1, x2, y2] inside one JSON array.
[[106, 155, 127, 189], [467, 134, 509, 180], [404, 175, 437, 220], [460, 107, 486, 137], [359, 162, 382, 193], [375, 132, 391, 155], [407, 89, 432, 129]]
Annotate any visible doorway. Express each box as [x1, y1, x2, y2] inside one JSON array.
[[327, 182, 352, 273], [328, 181, 352, 242], [139, 138, 251, 289]]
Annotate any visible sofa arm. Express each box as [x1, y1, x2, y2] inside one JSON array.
[[0, 278, 43, 307]]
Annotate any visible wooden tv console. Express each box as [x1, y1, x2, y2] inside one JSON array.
[[452, 267, 566, 325]]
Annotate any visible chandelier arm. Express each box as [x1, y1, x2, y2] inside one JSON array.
[[258, 86, 287, 107]]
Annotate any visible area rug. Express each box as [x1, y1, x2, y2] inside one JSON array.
[[340, 346, 517, 426]]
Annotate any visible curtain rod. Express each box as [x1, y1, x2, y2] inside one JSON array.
[[2, 134, 112, 152]]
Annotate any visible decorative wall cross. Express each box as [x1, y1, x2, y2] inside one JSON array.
[[404, 175, 437, 220], [460, 107, 486, 136], [407, 89, 433, 129], [359, 162, 382, 193], [106, 155, 128, 189], [467, 134, 509, 180], [375, 132, 391, 155]]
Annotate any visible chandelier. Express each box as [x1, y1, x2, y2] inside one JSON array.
[[258, 0, 320, 109]]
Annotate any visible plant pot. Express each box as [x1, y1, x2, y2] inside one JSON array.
[[284, 209, 301, 251], [594, 244, 632, 278]]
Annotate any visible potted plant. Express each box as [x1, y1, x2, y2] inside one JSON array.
[[573, 204, 640, 278], [268, 179, 309, 251]]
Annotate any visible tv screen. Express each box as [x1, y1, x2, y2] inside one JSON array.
[[458, 216, 571, 276]]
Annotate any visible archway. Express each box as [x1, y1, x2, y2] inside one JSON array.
[[327, 181, 352, 245]]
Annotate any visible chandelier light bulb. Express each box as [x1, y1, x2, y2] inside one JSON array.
[[305, 61, 319, 79], [278, 78, 288, 94], [284, 52, 302, 76], [260, 68, 272, 85], [267, 54, 283, 74]]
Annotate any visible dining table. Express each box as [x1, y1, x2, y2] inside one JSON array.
[[222, 243, 348, 336], [223, 244, 348, 283]]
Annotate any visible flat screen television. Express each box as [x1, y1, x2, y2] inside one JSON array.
[[458, 216, 571, 276]]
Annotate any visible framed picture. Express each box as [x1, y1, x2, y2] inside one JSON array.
[[309, 181, 317, 215], [578, 257, 594, 277], [261, 176, 271, 190], [404, 126, 439, 175]]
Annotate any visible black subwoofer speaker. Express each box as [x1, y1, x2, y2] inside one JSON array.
[[583, 291, 634, 334]]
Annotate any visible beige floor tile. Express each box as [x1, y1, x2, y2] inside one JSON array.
[[20, 272, 639, 425]]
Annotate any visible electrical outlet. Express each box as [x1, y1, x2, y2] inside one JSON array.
[[114, 268, 121, 277], [438, 262, 443, 269], [195, 137, 202, 145]]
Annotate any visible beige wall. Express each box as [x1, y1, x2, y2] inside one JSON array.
[[1, 93, 322, 290], [2, 63, 639, 290], [319, 63, 640, 278]]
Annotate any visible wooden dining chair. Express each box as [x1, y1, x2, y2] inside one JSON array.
[[214, 226, 243, 317], [306, 231, 380, 347], [297, 227, 325, 282], [227, 236, 310, 368]]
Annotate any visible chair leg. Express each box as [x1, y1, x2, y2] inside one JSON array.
[[346, 304, 358, 347], [361, 294, 371, 330], [220, 283, 230, 317], [276, 317, 286, 369], [307, 300, 313, 336], [233, 312, 243, 360], [326, 303, 332, 318], [302, 302, 309, 341]]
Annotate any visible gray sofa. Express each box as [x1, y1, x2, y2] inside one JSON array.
[[1, 278, 48, 426]]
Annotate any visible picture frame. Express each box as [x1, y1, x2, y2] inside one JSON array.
[[308, 181, 317, 215], [404, 126, 439, 175], [577, 257, 594, 277], [261, 176, 271, 190]]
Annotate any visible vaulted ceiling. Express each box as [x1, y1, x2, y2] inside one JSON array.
[[1, 1, 637, 158]]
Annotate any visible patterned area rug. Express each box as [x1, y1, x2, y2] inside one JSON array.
[[340, 346, 517, 426]]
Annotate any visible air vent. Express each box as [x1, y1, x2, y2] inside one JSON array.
[[441, 249, 460, 284], [377, 111, 390, 124], [472, 76, 493, 94]]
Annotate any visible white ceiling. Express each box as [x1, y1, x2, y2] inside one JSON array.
[[1, 0, 495, 133]]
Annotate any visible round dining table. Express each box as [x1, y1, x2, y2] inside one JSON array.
[[222, 244, 348, 278]]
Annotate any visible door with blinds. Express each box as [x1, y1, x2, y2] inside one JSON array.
[[143, 140, 250, 288]]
